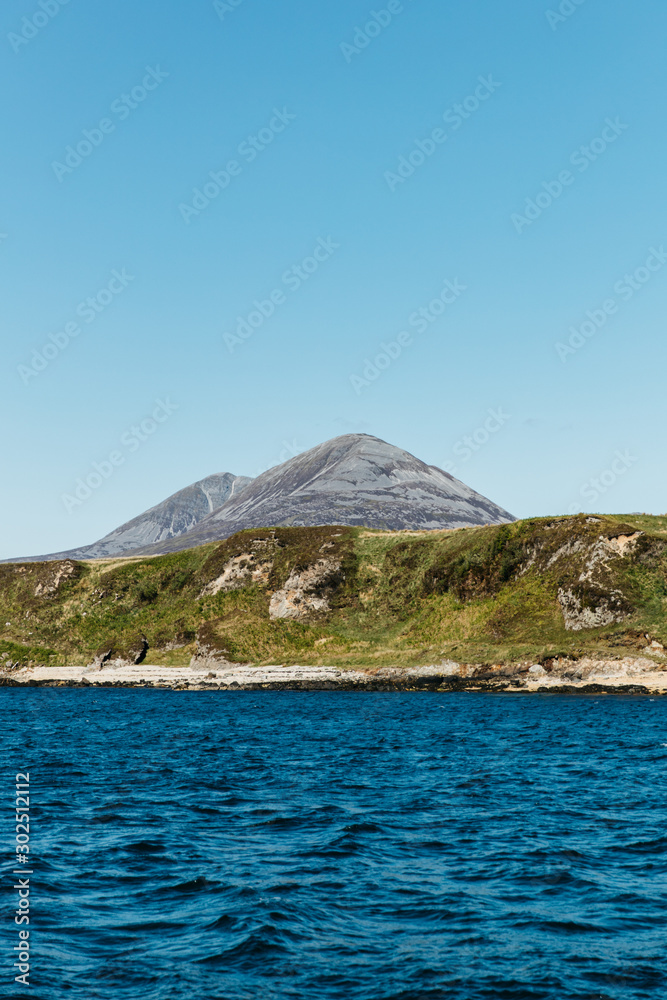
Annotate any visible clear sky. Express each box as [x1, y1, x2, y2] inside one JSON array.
[[2, 0, 666, 558]]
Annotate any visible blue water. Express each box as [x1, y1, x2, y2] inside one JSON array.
[[3, 690, 667, 999]]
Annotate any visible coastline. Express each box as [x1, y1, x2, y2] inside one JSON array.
[[3, 656, 666, 694]]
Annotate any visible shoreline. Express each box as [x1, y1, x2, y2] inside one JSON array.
[[2, 657, 667, 694]]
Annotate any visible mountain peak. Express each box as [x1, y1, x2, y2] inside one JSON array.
[[11, 434, 514, 562], [126, 434, 514, 556]]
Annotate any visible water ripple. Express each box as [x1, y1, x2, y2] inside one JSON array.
[[3, 689, 667, 999]]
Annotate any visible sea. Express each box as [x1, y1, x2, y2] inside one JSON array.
[[3, 689, 667, 999]]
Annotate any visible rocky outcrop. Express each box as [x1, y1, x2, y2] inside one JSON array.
[[553, 530, 642, 630], [577, 532, 642, 582], [557, 587, 628, 630], [91, 635, 148, 669], [200, 542, 274, 597], [188, 618, 246, 670], [515, 654, 667, 690], [269, 558, 343, 620], [189, 643, 237, 671], [0, 652, 22, 671], [33, 560, 77, 597]]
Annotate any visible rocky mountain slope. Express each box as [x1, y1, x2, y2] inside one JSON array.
[[2, 514, 667, 691], [19, 472, 252, 562], [126, 434, 515, 556]]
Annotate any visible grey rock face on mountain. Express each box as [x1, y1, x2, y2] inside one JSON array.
[[15, 472, 252, 562], [128, 434, 515, 556]]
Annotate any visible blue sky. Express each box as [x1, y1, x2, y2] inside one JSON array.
[[1, 0, 666, 558]]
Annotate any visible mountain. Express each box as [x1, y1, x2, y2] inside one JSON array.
[[125, 434, 515, 557], [16, 472, 252, 562]]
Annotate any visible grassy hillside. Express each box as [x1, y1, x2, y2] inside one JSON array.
[[2, 514, 667, 670]]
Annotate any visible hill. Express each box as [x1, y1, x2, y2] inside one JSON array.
[[2, 513, 667, 689]]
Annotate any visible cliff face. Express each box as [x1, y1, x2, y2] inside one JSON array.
[[2, 514, 667, 677], [125, 434, 515, 556]]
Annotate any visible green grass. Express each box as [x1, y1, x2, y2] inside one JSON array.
[[2, 516, 667, 668]]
